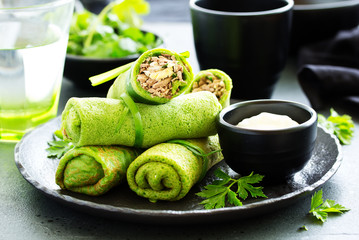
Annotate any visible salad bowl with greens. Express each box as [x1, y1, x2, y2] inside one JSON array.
[[63, 0, 164, 90]]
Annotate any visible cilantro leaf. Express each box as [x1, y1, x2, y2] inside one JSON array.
[[318, 108, 355, 145], [309, 189, 350, 223], [196, 169, 267, 209]]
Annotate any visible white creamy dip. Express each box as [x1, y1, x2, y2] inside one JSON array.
[[236, 112, 299, 130]]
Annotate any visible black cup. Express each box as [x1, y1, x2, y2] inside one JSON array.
[[216, 99, 317, 183], [190, 0, 293, 100]]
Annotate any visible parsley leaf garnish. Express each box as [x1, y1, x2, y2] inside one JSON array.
[[318, 108, 355, 145], [46, 130, 74, 159], [196, 169, 267, 209], [309, 189, 350, 223], [46, 140, 74, 159]]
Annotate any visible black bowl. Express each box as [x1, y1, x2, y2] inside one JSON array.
[[291, 0, 359, 53], [63, 32, 164, 92], [64, 53, 137, 92], [216, 99, 317, 183]]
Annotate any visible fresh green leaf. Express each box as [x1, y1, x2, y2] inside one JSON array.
[[54, 129, 63, 139], [236, 182, 249, 200], [143, 32, 155, 45], [309, 189, 350, 223], [318, 108, 355, 145], [46, 131, 74, 159], [196, 185, 227, 199], [196, 169, 267, 209], [111, 0, 150, 28], [118, 37, 140, 54], [227, 189, 242, 207], [214, 168, 231, 182], [199, 189, 228, 209], [312, 208, 329, 223], [241, 183, 267, 199], [212, 169, 231, 186], [321, 200, 350, 212], [310, 189, 324, 211], [236, 172, 266, 200], [67, 0, 162, 59], [46, 140, 74, 159], [122, 27, 144, 41]]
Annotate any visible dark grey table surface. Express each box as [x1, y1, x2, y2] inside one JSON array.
[[1, 1, 359, 239]]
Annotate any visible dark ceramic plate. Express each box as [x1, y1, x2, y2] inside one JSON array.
[[14, 117, 342, 224]]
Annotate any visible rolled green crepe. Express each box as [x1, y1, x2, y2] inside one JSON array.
[[106, 48, 194, 104], [191, 69, 233, 108], [55, 145, 139, 196], [126, 135, 223, 202], [61, 91, 222, 148]]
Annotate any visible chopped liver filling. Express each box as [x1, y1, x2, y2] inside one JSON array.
[[191, 72, 226, 101], [137, 54, 186, 99]]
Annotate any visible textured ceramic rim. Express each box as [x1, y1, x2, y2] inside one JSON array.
[[189, 0, 294, 16], [294, 0, 359, 11], [218, 99, 317, 134], [0, 0, 74, 11]]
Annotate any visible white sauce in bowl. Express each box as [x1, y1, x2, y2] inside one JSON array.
[[236, 112, 299, 130]]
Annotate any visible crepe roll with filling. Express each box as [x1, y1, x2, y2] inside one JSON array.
[[61, 91, 222, 148], [126, 135, 223, 202], [191, 69, 233, 108], [55, 146, 140, 196], [106, 48, 194, 104]]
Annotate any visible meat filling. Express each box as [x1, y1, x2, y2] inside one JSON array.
[[191, 72, 226, 101], [137, 54, 186, 99]]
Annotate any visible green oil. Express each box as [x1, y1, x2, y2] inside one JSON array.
[[0, 90, 60, 142]]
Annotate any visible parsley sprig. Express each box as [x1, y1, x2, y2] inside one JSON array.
[[309, 189, 350, 223], [318, 108, 355, 145], [46, 130, 74, 159], [46, 140, 74, 159], [196, 169, 267, 209]]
